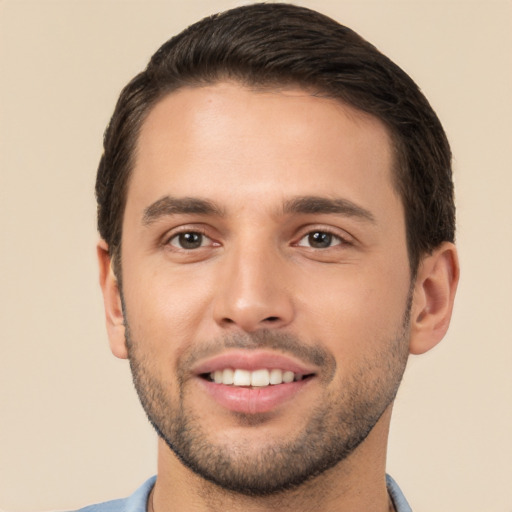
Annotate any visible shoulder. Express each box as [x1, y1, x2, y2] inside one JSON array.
[[70, 476, 156, 512]]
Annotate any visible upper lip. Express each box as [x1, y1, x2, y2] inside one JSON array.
[[192, 350, 318, 376]]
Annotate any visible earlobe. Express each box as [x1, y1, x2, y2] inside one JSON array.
[[409, 242, 460, 355], [97, 240, 128, 359]]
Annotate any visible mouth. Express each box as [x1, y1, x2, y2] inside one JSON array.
[[193, 351, 318, 414]]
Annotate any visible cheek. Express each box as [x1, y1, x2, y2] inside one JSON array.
[[121, 258, 217, 350], [295, 261, 410, 353]]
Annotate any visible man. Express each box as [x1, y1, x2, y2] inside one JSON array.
[[87, 3, 459, 511]]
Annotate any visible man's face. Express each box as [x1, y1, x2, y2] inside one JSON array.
[[118, 82, 412, 494]]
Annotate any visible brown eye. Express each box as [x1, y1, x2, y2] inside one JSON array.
[[297, 231, 343, 249], [309, 232, 332, 248], [169, 232, 206, 249]]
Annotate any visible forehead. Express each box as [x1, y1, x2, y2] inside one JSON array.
[[127, 82, 397, 217]]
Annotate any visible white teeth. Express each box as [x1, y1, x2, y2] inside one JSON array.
[[269, 368, 283, 385], [251, 369, 270, 387], [282, 370, 295, 383], [233, 369, 251, 386], [222, 368, 234, 385], [209, 368, 306, 387]]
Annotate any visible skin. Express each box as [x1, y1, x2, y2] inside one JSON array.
[[98, 82, 459, 511]]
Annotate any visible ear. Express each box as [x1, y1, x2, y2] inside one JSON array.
[[97, 240, 128, 359], [409, 242, 460, 355]]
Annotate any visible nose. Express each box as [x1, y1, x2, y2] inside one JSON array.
[[212, 244, 295, 332]]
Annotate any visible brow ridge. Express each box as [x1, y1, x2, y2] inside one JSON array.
[[142, 196, 224, 226], [142, 194, 375, 226], [282, 195, 376, 222]]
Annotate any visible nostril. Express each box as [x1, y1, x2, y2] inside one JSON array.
[[218, 315, 285, 330]]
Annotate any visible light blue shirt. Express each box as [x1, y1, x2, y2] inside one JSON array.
[[73, 474, 412, 511], [387, 474, 413, 512]]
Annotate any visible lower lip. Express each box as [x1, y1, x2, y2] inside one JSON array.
[[199, 378, 311, 414]]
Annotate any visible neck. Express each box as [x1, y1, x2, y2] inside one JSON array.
[[150, 408, 394, 512]]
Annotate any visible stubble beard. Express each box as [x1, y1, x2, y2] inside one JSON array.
[[124, 304, 411, 497]]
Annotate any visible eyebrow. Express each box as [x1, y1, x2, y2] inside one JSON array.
[[282, 195, 376, 223], [142, 194, 376, 226], [142, 196, 224, 226]]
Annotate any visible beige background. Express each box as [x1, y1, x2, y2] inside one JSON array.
[[1, 0, 511, 510]]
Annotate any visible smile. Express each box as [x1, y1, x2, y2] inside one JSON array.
[[206, 368, 311, 387], [193, 350, 318, 413]]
